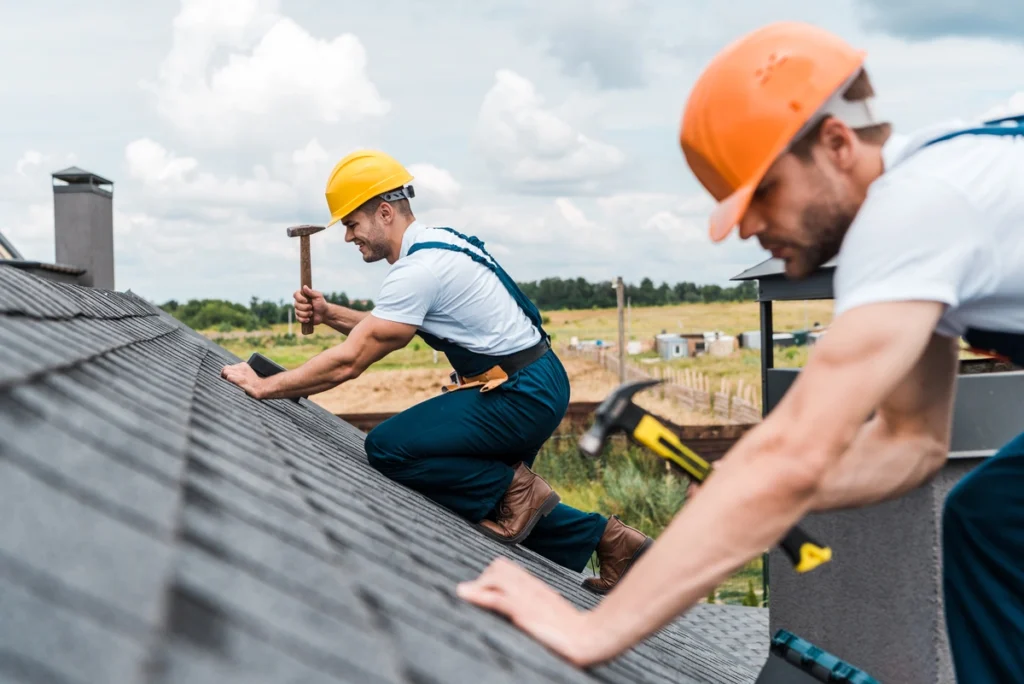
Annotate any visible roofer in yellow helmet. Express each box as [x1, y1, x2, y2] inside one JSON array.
[[222, 148, 653, 592], [456, 22, 1024, 681]]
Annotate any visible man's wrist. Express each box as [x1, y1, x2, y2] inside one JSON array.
[[574, 607, 633, 666], [323, 303, 342, 328], [255, 374, 276, 400]]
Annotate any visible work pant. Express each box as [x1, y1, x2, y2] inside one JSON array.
[[363, 349, 608, 572], [942, 429, 1024, 683]]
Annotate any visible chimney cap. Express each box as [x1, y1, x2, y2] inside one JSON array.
[[52, 166, 113, 187]]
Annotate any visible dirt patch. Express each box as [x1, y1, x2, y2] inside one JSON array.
[[310, 353, 716, 424]]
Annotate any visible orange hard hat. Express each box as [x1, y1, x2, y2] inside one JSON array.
[[680, 22, 868, 242]]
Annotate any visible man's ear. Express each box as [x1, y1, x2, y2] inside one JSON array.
[[378, 201, 394, 224], [820, 118, 858, 171]]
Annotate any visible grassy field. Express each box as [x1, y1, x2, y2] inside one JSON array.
[[213, 299, 827, 371], [534, 437, 764, 606], [546, 299, 834, 341], [211, 300, 823, 416]]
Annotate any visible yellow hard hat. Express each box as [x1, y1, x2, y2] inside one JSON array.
[[324, 149, 415, 225]]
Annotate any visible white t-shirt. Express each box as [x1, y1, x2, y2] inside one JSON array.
[[370, 221, 542, 355], [833, 117, 1024, 339]]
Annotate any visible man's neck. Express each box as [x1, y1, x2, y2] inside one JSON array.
[[851, 144, 886, 205], [386, 215, 417, 264]]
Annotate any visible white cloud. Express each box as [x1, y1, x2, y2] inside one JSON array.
[[407, 163, 462, 210], [15, 151, 45, 177], [0, 150, 80, 262], [146, 0, 389, 147], [413, 187, 759, 289], [474, 69, 626, 195], [981, 91, 1024, 121], [2, 203, 53, 263], [125, 138, 297, 214]]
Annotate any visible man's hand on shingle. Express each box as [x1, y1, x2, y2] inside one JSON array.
[[457, 557, 612, 668], [221, 362, 266, 399]]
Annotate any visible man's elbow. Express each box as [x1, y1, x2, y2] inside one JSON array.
[[749, 425, 840, 504], [330, 363, 363, 385], [919, 435, 949, 481]]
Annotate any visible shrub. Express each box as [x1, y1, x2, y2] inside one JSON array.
[[533, 438, 599, 490], [742, 580, 761, 607], [598, 449, 688, 539]]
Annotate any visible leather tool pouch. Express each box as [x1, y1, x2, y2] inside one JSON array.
[[441, 366, 509, 394]]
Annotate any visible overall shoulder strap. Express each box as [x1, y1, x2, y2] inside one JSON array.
[[922, 114, 1024, 148], [407, 240, 498, 273], [406, 227, 549, 342]]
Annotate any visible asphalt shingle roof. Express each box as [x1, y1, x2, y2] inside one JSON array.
[[0, 264, 767, 684]]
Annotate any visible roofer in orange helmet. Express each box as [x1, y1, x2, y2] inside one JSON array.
[[457, 21, 1024, 682]]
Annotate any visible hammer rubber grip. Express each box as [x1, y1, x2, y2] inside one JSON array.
[[779, 526, 833, 573], [300, 235, 313, 335]]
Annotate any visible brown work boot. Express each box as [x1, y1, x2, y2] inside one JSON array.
[[582, 516, 653, 594], [478, 462, 560, 544]]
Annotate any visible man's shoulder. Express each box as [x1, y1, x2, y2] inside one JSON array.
[[880, 117, 1024, 193]]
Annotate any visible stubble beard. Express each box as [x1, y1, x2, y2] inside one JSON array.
[[360, 217, 391, 263], [787, 185, 857, 279]]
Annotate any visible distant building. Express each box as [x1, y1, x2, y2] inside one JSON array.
[[655, 334, 689, 360]]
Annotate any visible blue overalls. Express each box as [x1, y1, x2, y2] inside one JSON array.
[[363, 227, 608, 572], [917, 115, 1024, 683]]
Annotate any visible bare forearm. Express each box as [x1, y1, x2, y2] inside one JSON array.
[[585, 427, 819, 660], [810, 420, 947, 510], [259, 347, 359, 399], [324, 305, 371, 335]]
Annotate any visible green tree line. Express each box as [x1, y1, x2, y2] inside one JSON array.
[[159, 277, 755, 331], [160, 292, 374, 332], [517, 277, 757, 309]]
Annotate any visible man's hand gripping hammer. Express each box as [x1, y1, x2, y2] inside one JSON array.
[[579, 379, 833, 574], [286, 224, 326, 335]]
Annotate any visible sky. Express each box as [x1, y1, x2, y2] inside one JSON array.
[[2, 0, 1023, 305]]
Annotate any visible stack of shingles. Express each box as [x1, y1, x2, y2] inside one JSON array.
[[0, 265, 761, 684]]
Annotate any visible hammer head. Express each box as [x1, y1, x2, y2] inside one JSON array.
[[286, 224, 326, 238], [578, 378, 662, 458]]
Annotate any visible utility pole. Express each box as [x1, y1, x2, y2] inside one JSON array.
[[616, 276, 625, 383], [627, 296, 632, 343]]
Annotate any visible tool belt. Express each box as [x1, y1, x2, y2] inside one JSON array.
[[441, 338, 550, 393]]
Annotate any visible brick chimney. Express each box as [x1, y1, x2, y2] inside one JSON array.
[[51, 166, 114, 289]]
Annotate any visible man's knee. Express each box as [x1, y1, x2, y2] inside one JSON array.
[[364, 423, 404, 474]]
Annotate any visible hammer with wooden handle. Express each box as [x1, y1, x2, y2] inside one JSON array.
[[286, 224, 326, 335]]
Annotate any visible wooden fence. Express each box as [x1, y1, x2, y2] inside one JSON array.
[[565, 346, 762, 424]]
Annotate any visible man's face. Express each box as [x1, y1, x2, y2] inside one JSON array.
[[342, 208, 390, 263], [738, 149, 861, 279]]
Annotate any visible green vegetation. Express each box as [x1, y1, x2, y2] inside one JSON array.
[[160, 292, 374, 332], [216, 331, 439, 370], [533, 437, 765, 606], [518, 277, 757, 310], [156, 277, 760, 333]]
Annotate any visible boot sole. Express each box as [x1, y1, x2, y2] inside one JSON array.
[[582, 535, 655, 595], [478, 491, 560, 545]]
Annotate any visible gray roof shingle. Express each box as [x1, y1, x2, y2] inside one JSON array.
[[0, 266, 767, 684]]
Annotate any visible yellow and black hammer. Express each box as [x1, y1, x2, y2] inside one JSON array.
[[579, 379, 833, 574]]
